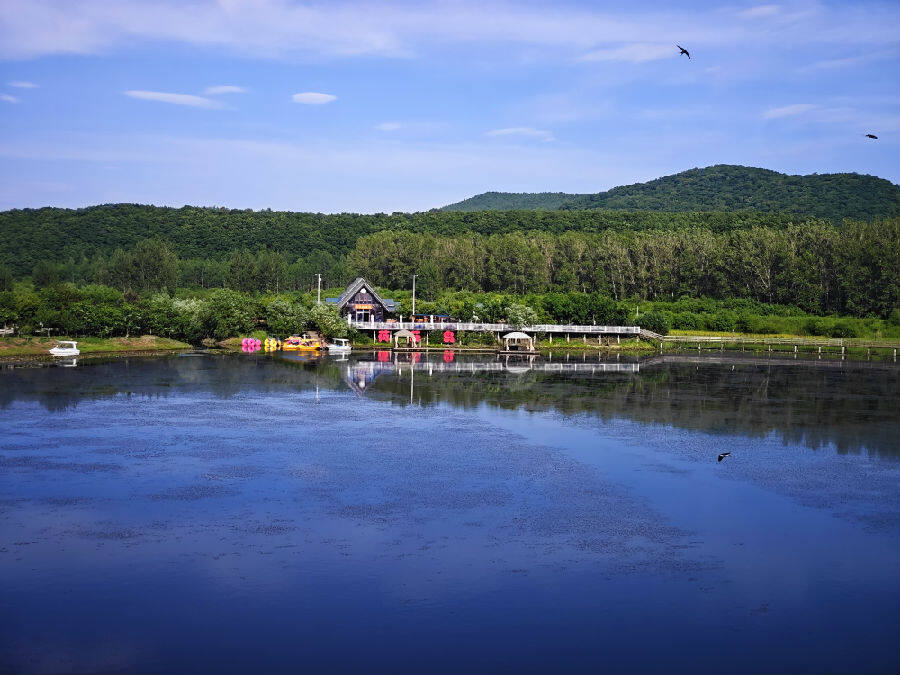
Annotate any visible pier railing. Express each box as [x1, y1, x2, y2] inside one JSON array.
[[350, 321, 641, 335]]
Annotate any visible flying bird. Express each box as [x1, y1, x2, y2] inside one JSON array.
[[717, 452, 731, 462], [677, 45, 691, 59], [864, 133, 878, 139]]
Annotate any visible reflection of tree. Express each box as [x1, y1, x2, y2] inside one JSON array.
[[1, 354, 897, 458]]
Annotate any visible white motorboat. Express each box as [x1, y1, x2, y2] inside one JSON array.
[[49, 341, 80, 357], [327, 338, 352, 353]]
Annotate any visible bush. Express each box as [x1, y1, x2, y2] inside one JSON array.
[[637, 310, 670, 335], [802, 317, 828, 336], [887, 308, 900, 327], [673, 312, 700, 330], [829, 320, 859, 339], [706, 310, 737, 332]]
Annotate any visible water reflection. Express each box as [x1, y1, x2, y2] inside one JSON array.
[[1, 351, 898, 458]]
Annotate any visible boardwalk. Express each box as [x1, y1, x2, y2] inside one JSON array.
[[350, 321, 641, 336]]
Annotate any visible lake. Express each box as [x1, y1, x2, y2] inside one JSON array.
[[1, 351, 898, 674]]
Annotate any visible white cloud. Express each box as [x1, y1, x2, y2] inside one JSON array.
[[578, 42, 675, 64], [1, 93, 19, 103], [763, 103, 817, 119], [375, 122, 402, 131], [123, 90, 222, 109], [738, 5, 780, 19], [292, 92, 337, 105], [8, 80, 37, 88], [485, 127, 555, 142], [203, 85, 246, 95]]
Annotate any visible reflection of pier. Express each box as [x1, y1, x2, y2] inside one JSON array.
[[341, 353, 639, 395]]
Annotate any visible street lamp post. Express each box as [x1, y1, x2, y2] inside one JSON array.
[[411, 274, 418, 319], [316, 273, 322, 304]]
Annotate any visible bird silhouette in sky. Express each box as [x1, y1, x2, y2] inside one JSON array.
[[864, 133, 878, 139], [717, 452, 731, 462], [677, 45, 691, 59]]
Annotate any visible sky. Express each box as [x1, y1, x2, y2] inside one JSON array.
[[0, 0, 898, 213]]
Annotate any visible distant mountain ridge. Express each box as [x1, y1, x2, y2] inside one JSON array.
[[440, 165, 900, 222]]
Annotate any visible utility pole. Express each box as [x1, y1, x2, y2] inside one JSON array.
[[411, 274, 418, 318], [316, 274, 322, 304]]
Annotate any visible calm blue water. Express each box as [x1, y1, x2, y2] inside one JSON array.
[[1, 352, 898, 674]]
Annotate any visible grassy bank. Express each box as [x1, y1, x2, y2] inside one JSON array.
[[0, 335, 192, 358]]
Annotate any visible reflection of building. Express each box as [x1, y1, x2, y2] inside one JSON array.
[[326, 277, 397, 323]]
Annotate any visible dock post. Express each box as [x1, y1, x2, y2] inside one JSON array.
[[894, 348, 897, 361], [549, 335, 552, 344], [566, 333, 570, 343], [373, 330, 376, 341], [583, 335, 586, 344], [841, 345, 845, 359], [794, 345, 797, 354], [617, 335, 620, 344]]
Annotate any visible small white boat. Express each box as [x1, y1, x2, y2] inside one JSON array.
[[327, 338, 352, 353], [49, 341, 80, 357]]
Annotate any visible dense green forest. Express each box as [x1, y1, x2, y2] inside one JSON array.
[[0, 204, 809, 279], [1, 217, 898, 345], [349, 221, 899, 318], [441, 165, 900, 223], [2, 218, 896, 318]]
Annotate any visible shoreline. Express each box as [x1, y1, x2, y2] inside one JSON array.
[[0, 336, 192, 362]]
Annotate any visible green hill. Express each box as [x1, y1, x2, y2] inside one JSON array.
[[441, 165, 900, 222]]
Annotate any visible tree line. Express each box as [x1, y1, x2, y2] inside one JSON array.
[[1, 203, 814, 278], [348, 220, 899, 318]]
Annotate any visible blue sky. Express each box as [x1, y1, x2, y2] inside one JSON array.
[[0, 0, 898, 212]]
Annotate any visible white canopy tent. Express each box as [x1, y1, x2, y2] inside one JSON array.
[[502, 331, 535, 352]]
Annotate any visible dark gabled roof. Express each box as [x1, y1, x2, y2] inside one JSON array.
[[336, 277, 393, 312]]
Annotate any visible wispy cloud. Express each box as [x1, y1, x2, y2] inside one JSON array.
[[124, 90, 222, 109], [8, 80, 37, 88], [292, 92, 337, 105], [738, 5, 780, 19], [485, 127, 555, 142], [763, 103, 817, 119], [203, 85, 246, 95], [578, 42, 675, 64], [1, 1, 896, 62], [1, 93, 19, 103], [798, 49, 896, 72], [374, 121, 445, 133]]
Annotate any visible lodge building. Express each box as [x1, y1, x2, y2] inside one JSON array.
[[326, 277, 397, 323]]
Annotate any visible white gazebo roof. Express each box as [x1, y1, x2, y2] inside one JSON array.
[[502, 331, 531, 340]]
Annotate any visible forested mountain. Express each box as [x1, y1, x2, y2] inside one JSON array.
[[440, 165, 900, 222]]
